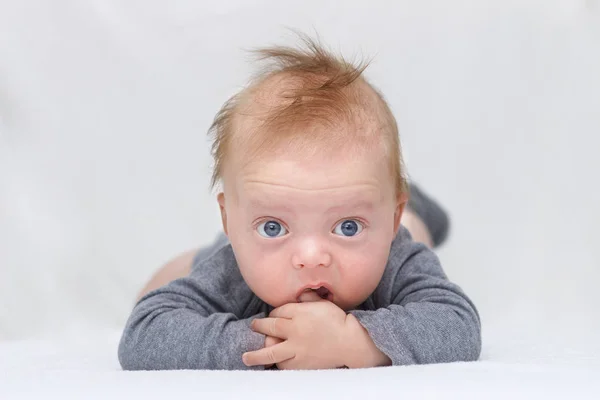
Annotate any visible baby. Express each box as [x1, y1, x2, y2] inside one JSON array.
[[118, 36, 481, 370]]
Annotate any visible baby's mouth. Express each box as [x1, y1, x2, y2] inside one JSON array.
[[296, 286, 333, 303]]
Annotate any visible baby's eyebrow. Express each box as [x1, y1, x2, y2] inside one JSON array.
[[325, 199, 377, 214], [247, 197, 377, 215], [246, 198, 297, 214]]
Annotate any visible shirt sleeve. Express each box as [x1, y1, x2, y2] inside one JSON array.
[[118, 248, 265, 371], [349, 240, 482, 366]]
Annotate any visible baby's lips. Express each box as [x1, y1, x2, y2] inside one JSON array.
[[297, 290, 322, 303]]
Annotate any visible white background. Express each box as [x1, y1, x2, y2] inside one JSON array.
[[0, 0, 598, 364]]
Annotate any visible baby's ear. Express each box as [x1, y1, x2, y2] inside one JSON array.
[[217, 193, 228, 235], [393, 192, 408, 235]]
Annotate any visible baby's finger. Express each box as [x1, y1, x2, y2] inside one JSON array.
[[269, 303, 300, 319], [251, 317, 291, 339], [297, 290, 323, 303], [265, 335, 284, 348], [243, 342, 295, 367], [264, 336, 284, 368]]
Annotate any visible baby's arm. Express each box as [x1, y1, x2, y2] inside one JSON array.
[[118, 257, 265, 370], [135, 248, 197, 302], [347, 242, 481, 367]]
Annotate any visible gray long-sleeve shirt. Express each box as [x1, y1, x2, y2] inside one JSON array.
[[118, 227, 481, 370]]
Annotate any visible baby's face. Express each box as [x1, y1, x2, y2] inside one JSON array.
[[218, 147, 405, 310]]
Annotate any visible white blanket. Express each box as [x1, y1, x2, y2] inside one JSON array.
[[1, 329, 599, 400]]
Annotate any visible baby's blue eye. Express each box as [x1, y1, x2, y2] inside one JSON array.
[[333, 220, 363, 237], [257, 220, 288, 238]]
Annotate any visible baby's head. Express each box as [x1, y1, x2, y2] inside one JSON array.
[[209, 36, 408, 310]]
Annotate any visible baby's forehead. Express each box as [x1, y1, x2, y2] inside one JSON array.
[[230, 143, 393, 197]]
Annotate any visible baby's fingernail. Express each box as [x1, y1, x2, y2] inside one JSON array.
[[242, 354, 249, 365]]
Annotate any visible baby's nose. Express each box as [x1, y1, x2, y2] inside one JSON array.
[[291, 239, 332, 269]]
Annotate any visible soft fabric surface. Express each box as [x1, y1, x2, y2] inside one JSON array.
[[1, 329, 599, 399]]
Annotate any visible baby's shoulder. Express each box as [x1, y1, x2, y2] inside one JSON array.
[[385, 225, 435, 269]]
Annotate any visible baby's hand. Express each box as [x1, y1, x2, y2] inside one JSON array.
[[243, 301, 349, 370]]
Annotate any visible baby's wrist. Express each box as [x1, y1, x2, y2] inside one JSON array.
[[342, 313, 391, 369]]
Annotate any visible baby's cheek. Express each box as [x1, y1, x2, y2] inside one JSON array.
[[341, 254, 387, 297], [347, 262, 381, 288], [245, 254, 291, 306]]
